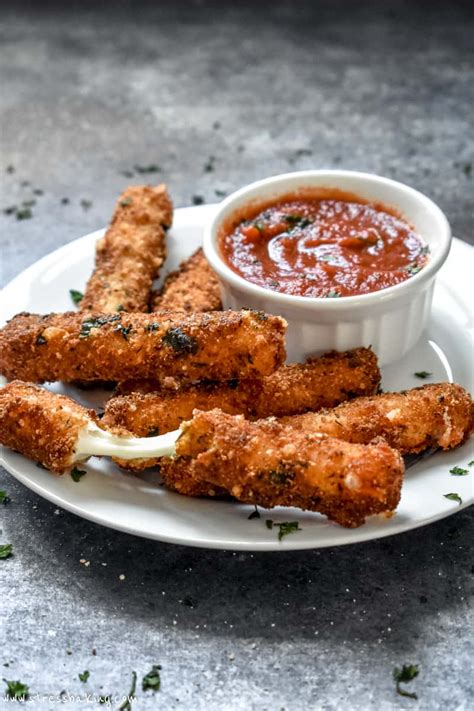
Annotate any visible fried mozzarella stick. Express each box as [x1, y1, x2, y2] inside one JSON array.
[[0, 381, 180, 474], [281, 383, 474, 453], [104, 348, 380, 470], [80, 184, 173, 313], [150, 248, 222, 313], [160, 409, 404, 528], [0, 310, 286, 383]]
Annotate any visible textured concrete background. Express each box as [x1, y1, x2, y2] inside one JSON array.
[[0, 1, 473, 709]]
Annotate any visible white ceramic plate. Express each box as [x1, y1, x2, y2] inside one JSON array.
[[0, 205, 473, 550]]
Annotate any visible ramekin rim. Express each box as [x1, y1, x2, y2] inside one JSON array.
[[203, 169, 452, 309]]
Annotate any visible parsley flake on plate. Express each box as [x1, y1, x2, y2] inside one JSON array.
[[414, 371, 431, 379], [444, 493, 462, 505], [69, 289, 83, 305], [0, 490, 11, 505], [248, 506, 260, 520], [142, 665, 161, 692], [3, 678, 29, 700], [0, 544, 13, 560], [78, 670, 90, 683], [70, 467, 87, 483], [393, 664, 419, 700], [119, 671, 137, 710], [449, 466, 469, 476]]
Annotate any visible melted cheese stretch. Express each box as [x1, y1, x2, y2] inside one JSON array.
[[73, 421, 180, 462]]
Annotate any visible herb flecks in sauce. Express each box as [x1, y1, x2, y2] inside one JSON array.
[[221, 194, 428, 298]]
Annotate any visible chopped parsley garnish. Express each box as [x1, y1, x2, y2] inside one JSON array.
[[444, 493, 462, 505], [120, 197, 133, 207], [79, 314, 120, 338], [119, 671, 137, 710], [283, 214, 312, 228], [35, 333, 47, 345], [70, 467, 87, 483], [248, 506, 260, 520], [162, 328, 198, 354], [0, 491, 11, 505], [468, 460, 474, 467], [215, 189, 226, 197], [449, 466, 469, 476], [114, 324, 133, 340], [142, 665, 162, 692], [406, 263, 422, 276], [268, 464, 296, 486], [33, 188, 43, 196], [80, 199, 92, 210], [414, 371, 431, 379], [463, 163, 472, 177], [145, 322, 160, 333], [0, 544, 13, 559], [324, 290, 341, 298], [116, 304, 125, 312], [269, 280, 280, 288], [192, 194, 204, 205], [393, 664, 419, 700], [275, 521, 301, 541], [69, 289, 83, 305], [16, 207, 32, 220], [78, 670, 90, 683], [3, 678, 29, 700], [265, 520, 301, 540], [203, 156, 215, 173], [61, 197, 70, 204], [134, 164, 160, 174]]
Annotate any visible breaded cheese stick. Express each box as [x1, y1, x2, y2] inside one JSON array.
[[161, 409, 404, 528], [0, 381, 180, 472], [282, 383, 474, 453], [80, 184, 173, 313], [150, 248, 222, 313], [104, 348, 380, 470], [0, 310, 286, 383], [0, 381, 100, 473]]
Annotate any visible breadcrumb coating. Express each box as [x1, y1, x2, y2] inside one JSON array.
[[80, 184, 173, 313], [0, 381, 96, 473], [0, 310, 286, 383], [105, 347, 380, 470], [151, 248, 222, 313], [282, 383, 474, 453], [161, 409, 404, 528]]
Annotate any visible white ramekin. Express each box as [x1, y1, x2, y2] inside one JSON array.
[[203, 170, 451, 365]]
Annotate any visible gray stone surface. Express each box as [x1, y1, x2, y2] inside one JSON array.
[[0, 1, 473, 709]]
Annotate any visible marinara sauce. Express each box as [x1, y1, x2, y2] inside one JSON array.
[[220, 190, 428, 298]]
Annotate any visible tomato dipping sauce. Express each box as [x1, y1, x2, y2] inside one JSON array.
[[219, 190, 429, 298]]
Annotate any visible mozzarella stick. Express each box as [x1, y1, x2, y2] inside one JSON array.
[[0, 381, 180, 473], [150, 248, 222, 313], [161, 409, 404, 528], [0, 310, 286, 383], [281, 383, 474, 453], [80, 184, 173, 313], [104, 348, 380, 470]]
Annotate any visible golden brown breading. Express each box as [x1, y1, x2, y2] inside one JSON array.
[[282, 383, 474, 453], [0, 310, 286, 383], [105, 347, 380, 470], [0, 381, 96, 473], [160, 409, 404, 528], [80, 184, 173, 313], [150, 248, 222, 313]]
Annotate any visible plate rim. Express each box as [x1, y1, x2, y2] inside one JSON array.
[[0, 205, 472, 550]]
